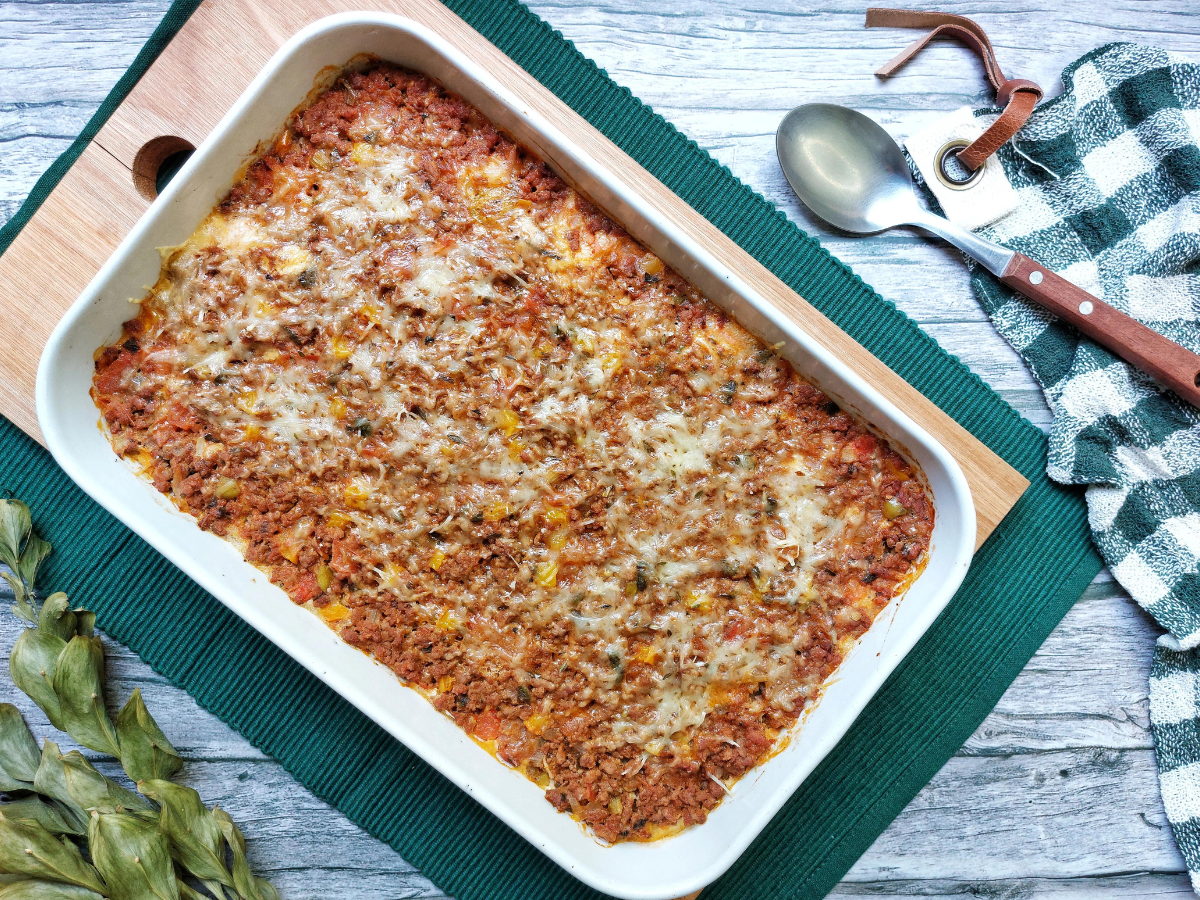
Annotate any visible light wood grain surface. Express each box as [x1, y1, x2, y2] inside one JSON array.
[[2, 1, 1199, 898]]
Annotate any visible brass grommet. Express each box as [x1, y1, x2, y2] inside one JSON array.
[[934, 139, 984, 191]]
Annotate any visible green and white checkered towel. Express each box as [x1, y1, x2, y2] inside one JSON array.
[[951, 41, 1200, 889]]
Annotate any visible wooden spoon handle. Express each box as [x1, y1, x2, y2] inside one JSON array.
[[1000, 253, 1200, 408]]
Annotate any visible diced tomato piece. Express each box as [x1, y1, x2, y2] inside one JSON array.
[[724, 618, 747, 642], [164, 404, 201, 432], [95, 350, 138, 394], [291, 572, 321, 603], [852, 434, 878, 456], [330, 542, 357, 577], [475, 709, 501, 741]]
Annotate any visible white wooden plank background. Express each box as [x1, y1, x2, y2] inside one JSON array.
[[3, 0, 1200, 897]]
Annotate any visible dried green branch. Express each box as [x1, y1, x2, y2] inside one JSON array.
[[0, 499, 279, 899]]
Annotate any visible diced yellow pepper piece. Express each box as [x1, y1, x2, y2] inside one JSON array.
[[437, 675, 456, 693], [642, 256, 664, 276], [233, 423, 261, 443], [633, 645, 657, 664], [316, 564, 333, 591], [483, 500, 509, 522], [600, 351, 623, 375], [318, 603, 352, 624], [686, 591, 711, 612], [547, 530, 568, 552], [331, 335, 353, 360], [343, 477, 371, 510], [435, 608, 458, 630], [883, 498, 908, 520], [279, 542, 300, 564], [535, 562, 558, 588], [544, 506, 569, 526], [497, 409, 520, 437], [215, 477, 240, 500], [430, 549, 448, 572], [608, 797, 623, 815], [507, 438, 525, 456], [234, 390, 259, 415], [524, 712, 551, 735], [360, 304, 381, 325], [329, 397, 347, 420], [349, 142, 378, 166], [251, 294, 275, 318], [326, 511, 350, 529], [262, 347, 281, 362]]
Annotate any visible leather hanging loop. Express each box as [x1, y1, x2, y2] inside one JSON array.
[[865, 8, 1043, 172]]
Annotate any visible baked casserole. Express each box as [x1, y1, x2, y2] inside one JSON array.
[[91, 62, 934, 843]]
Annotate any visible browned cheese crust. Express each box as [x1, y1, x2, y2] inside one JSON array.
[[91, 63, 933, 843]]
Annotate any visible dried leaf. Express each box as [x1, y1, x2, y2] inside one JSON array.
[[117, 692, 182, 784], [3, 572, 34, 627], [87, 812, 179, 900], [9, 631, 67, 731], [36, 597, 79, 644], [50, 637, 120, 759], [0, 880, 106, 900], [174, 881, 209, 900], [0, 705, 39, 789], [58, 752, 150, 816], [0, 811, 106, 894], [0, 501, 31, 573], [0, 798, 83, 837], [31, 744, 87, 835], [139, 781, 230, 888], [16, 535, 50, 601], [211, 808, 273, 900]]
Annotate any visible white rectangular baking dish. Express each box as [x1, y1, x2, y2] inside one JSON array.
[[36, 14, 975, 900]]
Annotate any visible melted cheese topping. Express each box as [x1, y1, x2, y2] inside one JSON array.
[[92, 64, 933, 843]]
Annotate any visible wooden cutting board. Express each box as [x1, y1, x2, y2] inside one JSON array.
[[0, 0, 1029, 550]]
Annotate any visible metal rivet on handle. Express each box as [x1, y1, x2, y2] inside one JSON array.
[[1029, 271, 1044, 285], [1079, 301, 1094, 315]]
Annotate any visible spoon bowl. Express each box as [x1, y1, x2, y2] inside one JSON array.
[[775, 103, 917, 235]]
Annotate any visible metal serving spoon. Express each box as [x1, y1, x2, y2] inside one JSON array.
[[776, 102, 1200, 408]]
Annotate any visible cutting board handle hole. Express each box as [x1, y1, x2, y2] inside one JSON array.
[[132, 136, 196, 201]]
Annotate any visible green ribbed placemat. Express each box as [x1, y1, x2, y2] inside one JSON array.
[[1, 1, 1103, 897]]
